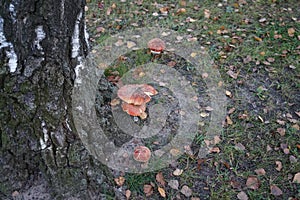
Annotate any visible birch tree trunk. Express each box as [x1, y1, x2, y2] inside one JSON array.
[[0, 0, 113, 199]]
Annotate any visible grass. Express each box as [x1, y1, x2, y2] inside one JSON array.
[[86, 0, 300, 199]]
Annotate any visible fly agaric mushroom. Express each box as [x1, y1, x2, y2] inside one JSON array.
[[133, 146, 151, 162], [148, 38, 166, 54], [121, 102, 147, 119], [117, 84, 157, 106]]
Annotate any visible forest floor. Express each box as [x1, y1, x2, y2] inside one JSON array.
[[85, 0, 300, 199]]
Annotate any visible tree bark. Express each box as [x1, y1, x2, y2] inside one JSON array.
[[0, 0, 113, 199]]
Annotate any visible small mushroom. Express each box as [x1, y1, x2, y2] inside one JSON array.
[[133, 146, 151, 162], [117, 84, 157, 105], [121, 102, 147, 119], [148, 38, 166, 54]]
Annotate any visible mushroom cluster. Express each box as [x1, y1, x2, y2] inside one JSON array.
[[117, 84, 158, 119]]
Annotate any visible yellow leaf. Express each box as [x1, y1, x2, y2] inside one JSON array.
[[226, 115, 233, 125], [114, 176, 125, 186], [190, 52, 197, 57], [158, 187, 166, 198], [288, 28, 295, 37], [254, 36, 262, 42]]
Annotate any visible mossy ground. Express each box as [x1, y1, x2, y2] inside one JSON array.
[[86, 0, 299, 199]]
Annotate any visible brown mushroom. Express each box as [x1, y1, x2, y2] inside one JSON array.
[[117, 84, 157, 105], [121, 102, 147, 119], [133, 146, 151, 162], [147, 38, 166, 54]]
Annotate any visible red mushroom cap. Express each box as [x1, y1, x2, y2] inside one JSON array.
[[133, 146, 151, 162], [117, 84, 158, 105], [121, 102, 146, 117], [147, 38, 166, 54]]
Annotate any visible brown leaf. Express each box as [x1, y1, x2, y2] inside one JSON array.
[[270, 185, 283, 196], [230, 179, 242, 189], [181, 185, 192, 197], [276, 128, 286, 136], [167, 61, 177, 67], [114, 176, 125, 186], [292, 172, 300, 183], [197, 159, 206, 170], [255, 168, 266, 176], [143, 184, 153, 197], [237, 191, 249, 200], [275, 161, 282, 171], [158, 187, 166, 198], [156, 172, 166, 186], [246, 176, 259, 190]]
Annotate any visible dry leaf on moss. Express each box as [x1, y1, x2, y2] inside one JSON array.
[[246, 176, 259, 190]]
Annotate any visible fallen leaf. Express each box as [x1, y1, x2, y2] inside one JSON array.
[[293, 172, 300, 183], [127, 41, 136, 49], [270, 185, 283, 196], [259, 18, 266, 23], [114, 176, 125, 186], [276, 128, 286, 136], [186, 17, 197, 22], [254, 36, 262, 42], [226, 115, 233, 125], [227, 70, 238, 79], [158, 187, 166, 198], [204, 9, 210, 18], [143, 184, 153, 197], [288, 28, 295, 37], [170, 148, 181, 156], [167, 61, 176, 67], [176, 8, 186, 15], [181, 185, 192, 197], [106, 7, 112, 15], [168, 179, 179, 190], [125, 190, 131, 200], [276, 120, 285, 125], [289, 155, 298, 163], [114, 40, 125, 47], [243, 55, 252, 63], [173, 168, 183, 176], [214, 136, 221, 144], [246, 176, 259, 190], [275, 161, 282, 171], [228, 107, 236, 114], [235, 143, 246, 151], [205, 106, 214, 111], [190, 52, 197, 57], [202, 72, 209, 78], [156, 172, 166, 186], [237, 191, 249, 200], [210, 147, 220, 153], [110, 98, 120, 106], [225, 90, 232, 98], [230, 179, 242, 189], [255, 168, 266, 175]]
